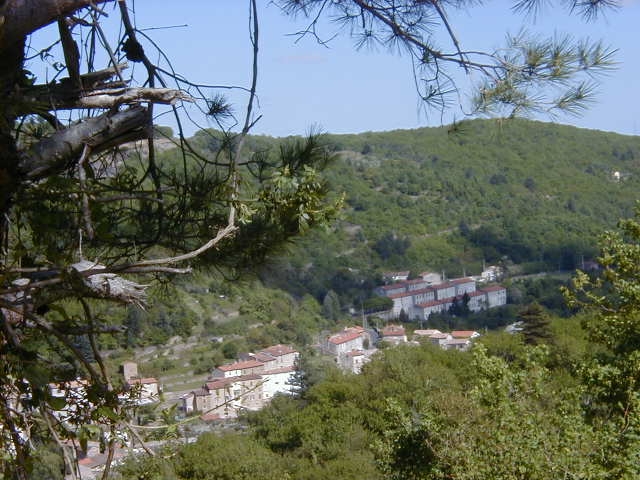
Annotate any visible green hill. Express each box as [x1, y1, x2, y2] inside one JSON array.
[[115, 119, 640, 345], [259, 119, 640, 306]]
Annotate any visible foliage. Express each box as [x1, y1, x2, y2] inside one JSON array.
[[263, 119, 640, 309], [0, 3, 344, 477], [122, 323, 621, 479], [518, 302, 553, 345], [0, 0, 630, 476], [565, 209, 640, 476]]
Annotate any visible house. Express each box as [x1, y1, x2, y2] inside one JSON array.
[[433, 282, 457, 300], [258, 344, 299, 369], [420, 271, 443, 285], [205, 375, 264, 414], [182, 374, 264, 418], [122, 361, 138, 382], [338, 350, 368, 374], [375, 283, 408, 297], [183, 344, 303, 417], [480, 265, 502, 282], [212, 359, 265, 378], [405, 278, 431, 291], [427, 332, 453, 347], [381, 324, 407, 345], [374, 270, 507, 321], [126, 377, 160, 403], [327, 328, 365, 356], [450, 277, 476, 296], [444, 338, 471, 351], [467, 290, 488, 311], [387, 287, 436, 318], [481, 285, 507, 308], [49, 379, 92, 423], [261, 367, 297, 400], [414, 297, 455, 320], [413, 329, 442, 339], [451, 330, 481, 339]]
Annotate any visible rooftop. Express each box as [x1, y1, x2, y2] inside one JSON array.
[[206, 374, 263, 390], [451, 330, 479, 338], [388, 286, 435, 299], [216, 359, 264, 372], [481, 285, 507, 293], [382, 324, 406, 336], [328, 330, 363, 345], [414, 329, 442, 336]]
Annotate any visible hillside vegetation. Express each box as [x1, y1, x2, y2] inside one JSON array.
[[105, 120, 640, 346], [260, 119, 640, 306]]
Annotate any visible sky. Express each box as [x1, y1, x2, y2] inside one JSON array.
[[28, 0, 640, 138]]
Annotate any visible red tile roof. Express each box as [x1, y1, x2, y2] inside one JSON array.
[[434, 282, 457, 290], [451, 330, 478, 338], [328, 331, 362, 345], [384, 271, 410, 277], [415, 296, 455, 308], [216, 359, 264, 372], [206, 374, 263, 390], [382, 325, 405, 336], [481, 285, 506, 292], [252, 352, 275, 363], [448, 277, 475, 285], [388, 286, 434, 299], [429, 333, 450, 339], [466, 290, 485, 297]]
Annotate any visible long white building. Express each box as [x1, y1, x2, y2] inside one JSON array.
[[375, 272, 507, 320]]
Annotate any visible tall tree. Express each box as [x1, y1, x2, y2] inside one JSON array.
[[519, 302, 553, 345], [322, 289, 341, 321], [565, 210, 640, 477]]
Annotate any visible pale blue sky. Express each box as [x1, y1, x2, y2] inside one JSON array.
[[28, 0, 640, 137]]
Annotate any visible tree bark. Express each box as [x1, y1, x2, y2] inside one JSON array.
[[20, 105, 149, 180], [1, 0, 108, 46]]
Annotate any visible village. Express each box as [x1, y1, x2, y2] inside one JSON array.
[[100, 267, 507, 416], [43, 267, 509, 477], [50, 268, 508, 416]]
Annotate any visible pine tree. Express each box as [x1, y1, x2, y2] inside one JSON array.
[[518, 303, 553, 345]]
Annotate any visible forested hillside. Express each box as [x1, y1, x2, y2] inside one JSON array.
[[259, 119, 640, 306], [110, 119, 640, 346]]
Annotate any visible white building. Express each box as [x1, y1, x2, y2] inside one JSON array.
[[482, 285, 508, 308], [327, 328, 365, 356], [420, 272, 443, 285], [381, 324, 407, 345], [126, 377, 160, 404], [261, 367, 297, 400], [337, 349, 368, 374]]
